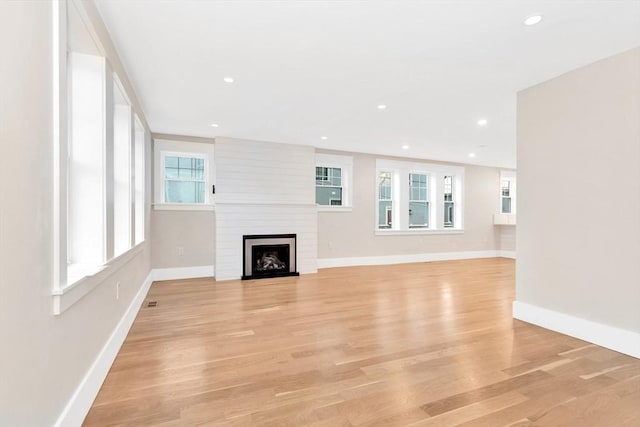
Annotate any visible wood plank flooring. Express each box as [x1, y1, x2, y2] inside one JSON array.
[[84, 258, 640, 426]]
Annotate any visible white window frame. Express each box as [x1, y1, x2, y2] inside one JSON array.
[[408, 172, 430, 229], [153, 139, 214, 210], [500, 170, 517, 214], [377, 170, 395, 229], [375, 159, 464, 235], [315, 153, 353, 212]]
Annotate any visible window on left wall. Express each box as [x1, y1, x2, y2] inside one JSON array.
[[54, 0, 147, 309]]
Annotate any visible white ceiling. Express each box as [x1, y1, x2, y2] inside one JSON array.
[[96, 0, 640, 168]]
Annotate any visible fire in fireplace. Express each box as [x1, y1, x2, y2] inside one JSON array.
[[242, 234, 299, 280]]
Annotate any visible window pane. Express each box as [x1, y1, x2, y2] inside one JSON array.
[[165, 180, 205, 203], [502, 197, 512, 214], [409, 173, 427, 202], [165, 156, 179, 168], [165, 167, 179, 178], [134, 126, 145, 245], [164, 155, 206, 204], [316, 167, 328, 183], [114, 103, 132, 257], [178, 167, 193, 179], [409, 202, 429, 228], [444, 201, 454, 228], [378, 172, 392, 200], [316, 186, 342, 206], [410, 188, 420, 200], [378, 200, 392, 229], [501, 180, 510, 197], [316, 167, 342, 187]]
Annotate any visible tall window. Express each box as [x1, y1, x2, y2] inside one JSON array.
[[67, 51, 106, 271], [501, 179, 512, 213], [444, 175, 454, 228], [163, 155, 206, 203], [409, 173, 429, 228], [378, 171, 393, 229], [134, 117, 145, 245], [113, 78, 132, 257], [315, 167, 342, 206], [499, 171, 516, 215]]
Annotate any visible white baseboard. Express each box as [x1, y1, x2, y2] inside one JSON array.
[[317, 250, 501, 269], [498, 250, 516, 259], [152, 265, 215, 281], [54, 271, 154, 427], [513, 301, 640, 359]]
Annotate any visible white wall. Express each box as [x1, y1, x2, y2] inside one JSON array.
[[515, 48, 640, 355], [214, 138, 318, 280], [317, 150, 504, 263], [0, 2, 153, 425]]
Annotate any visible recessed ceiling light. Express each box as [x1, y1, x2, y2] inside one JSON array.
[[468, 153, 476, 158], [377, 104, 387, 110], [223, 77, 234, 83], [320, 136, 328, 140], [210, 123, 219, 128], [401, 144, 410, 150], [524, 15, 542, 26], [477, 119, 488, 126]]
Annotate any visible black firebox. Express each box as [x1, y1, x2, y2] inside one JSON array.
[[242, 234, 299, 280]]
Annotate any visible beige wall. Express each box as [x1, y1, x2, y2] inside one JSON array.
[[516, 48, 640, 332], [0, 2, 152, 425], [151, 210, 215, 268], [317, 150, 503, 259], [150, 135, 216, 270]]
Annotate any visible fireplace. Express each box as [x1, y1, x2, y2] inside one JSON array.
[[242, 234, 299, 280]]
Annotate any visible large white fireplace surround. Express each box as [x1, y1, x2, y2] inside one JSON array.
[[214, 138, 318, 280]]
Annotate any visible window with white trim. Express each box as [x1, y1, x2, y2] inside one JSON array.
[[316, 167, 342, 206], [500, 171, 516, 214], [378, 171, 393, 228], [376, 159, 464, 233], [154, 139, 214, 210], [315, 153, 353, 210], [409, 173, 429, 228], [443, 175, 455, 228]]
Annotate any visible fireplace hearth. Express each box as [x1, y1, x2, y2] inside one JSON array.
[[242, 234, 299, 280]]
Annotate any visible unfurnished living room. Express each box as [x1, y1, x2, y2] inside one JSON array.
[[1, 0, 640, 426]]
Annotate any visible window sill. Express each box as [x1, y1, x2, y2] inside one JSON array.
[[52, 243, 146, 315], [317, 206, 353, 212], [153, 203, 215, 211], [375, 229, 464, 236]]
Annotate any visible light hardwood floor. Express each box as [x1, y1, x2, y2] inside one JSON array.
[[84, 258, 640, 426]]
